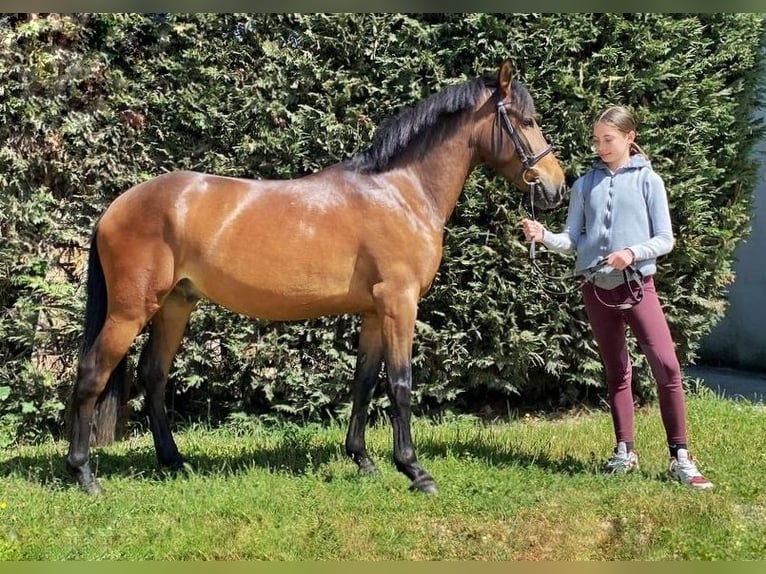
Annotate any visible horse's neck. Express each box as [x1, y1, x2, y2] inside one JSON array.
[[413, 127, 475, 224]]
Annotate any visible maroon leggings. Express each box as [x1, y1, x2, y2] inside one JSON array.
[[582, 276, 687, 445]]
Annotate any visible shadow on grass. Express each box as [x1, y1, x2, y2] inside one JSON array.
[[0, 440, 343, 489], [1, 428, 602, 491], [416, 436, 597, 476]]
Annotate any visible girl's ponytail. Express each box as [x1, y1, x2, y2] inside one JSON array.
[[630, 142, 649, 159]]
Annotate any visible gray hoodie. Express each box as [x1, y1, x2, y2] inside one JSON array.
[[541, 154, 674, 289]]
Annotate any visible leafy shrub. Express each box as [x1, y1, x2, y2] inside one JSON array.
[[1, 13, 764, 441]]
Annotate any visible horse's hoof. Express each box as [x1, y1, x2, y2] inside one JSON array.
[[81, 480, 105, 496], [358, 459, 379, 476], [409, 475, 438, 495], [159, 455, 188, 472], [164, 460, 190, 478], [68, 463, 104, 496]]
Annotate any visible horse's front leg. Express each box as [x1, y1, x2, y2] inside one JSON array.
[[374, 283, 437, 494], [345, 313, 384, 475]]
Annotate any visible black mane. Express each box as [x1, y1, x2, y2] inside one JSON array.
[[347, 76, 535, 174]]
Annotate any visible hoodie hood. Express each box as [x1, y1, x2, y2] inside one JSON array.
[[593, 154, 652, 172]]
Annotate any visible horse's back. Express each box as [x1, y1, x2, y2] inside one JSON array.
[[101, 170, 249, 224]]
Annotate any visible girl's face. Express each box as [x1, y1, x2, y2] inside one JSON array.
[[592, 122, 635, 170]]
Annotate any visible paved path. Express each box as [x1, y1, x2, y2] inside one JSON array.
[[686, 365, 766, 403]]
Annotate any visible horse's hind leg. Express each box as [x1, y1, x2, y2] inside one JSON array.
[[345, 312, 384, 475], [67, 318, 143, 495], [137, 284, 197, 472]]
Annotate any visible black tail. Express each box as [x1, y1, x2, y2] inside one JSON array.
[[68, 229, 129, 446]]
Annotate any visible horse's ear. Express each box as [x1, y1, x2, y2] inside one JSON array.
[[498, 60, 514, 97]]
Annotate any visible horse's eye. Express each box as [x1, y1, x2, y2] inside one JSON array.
[[523, 118, 535, 128]]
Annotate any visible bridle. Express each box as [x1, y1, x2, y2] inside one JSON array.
[[492, 89, 555, 274], [493, 89, 553, 180], [493, 91, 644, 310]]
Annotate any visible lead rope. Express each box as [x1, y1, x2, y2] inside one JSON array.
[[589, 265, 645, 310], [526, 180, 582, 295], [526, 181, 645, 308]]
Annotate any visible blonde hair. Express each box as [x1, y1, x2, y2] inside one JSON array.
[[595, 105, 648, 158]]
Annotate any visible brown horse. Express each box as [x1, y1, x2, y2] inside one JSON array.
[[66, 60, 565, 495]]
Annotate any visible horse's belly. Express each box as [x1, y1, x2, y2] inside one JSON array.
[[185, 259, 374, 321]]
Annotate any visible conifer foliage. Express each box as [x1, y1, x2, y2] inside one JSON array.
[[0, 14, 763, 442]]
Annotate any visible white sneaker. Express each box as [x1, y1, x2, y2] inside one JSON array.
[[668, 449, 714, 490], [603, 441, 639, 474]]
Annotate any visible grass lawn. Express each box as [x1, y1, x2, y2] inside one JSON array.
[[1, 390, 764, 560]]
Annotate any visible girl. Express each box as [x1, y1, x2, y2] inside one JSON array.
[[521, 105, 713, 489]]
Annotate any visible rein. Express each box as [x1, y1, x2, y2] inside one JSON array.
[[524, 182, 645, 308], [525, 202, 646, 308], [525, 179, 583, 295], [490, 90, 566, 291], [585, 260, 645, 310]]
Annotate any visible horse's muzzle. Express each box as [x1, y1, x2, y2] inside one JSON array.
[[532, 178, 565, 210]]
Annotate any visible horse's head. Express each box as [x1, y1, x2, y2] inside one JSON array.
[[475, 60, 565, 210]]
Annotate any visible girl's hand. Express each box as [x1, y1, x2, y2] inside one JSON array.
[[606, 248, 635, 270], [521, 218, 546, 242]]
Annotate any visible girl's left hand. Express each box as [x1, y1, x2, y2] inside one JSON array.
[[606, 249, 635, 271]]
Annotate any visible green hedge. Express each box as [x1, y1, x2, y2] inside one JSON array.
[[1, 13, 764, 443]]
